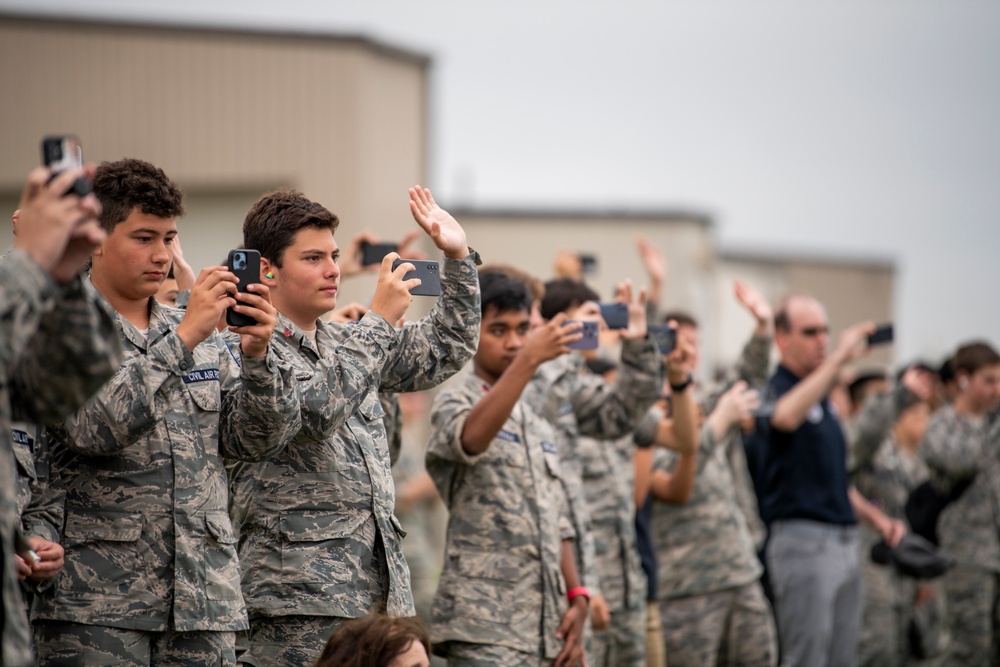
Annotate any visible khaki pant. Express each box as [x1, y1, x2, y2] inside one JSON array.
[[646, 600, 666, 667]]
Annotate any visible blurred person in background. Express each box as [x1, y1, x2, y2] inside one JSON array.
[[920, 341, 1000, 667]]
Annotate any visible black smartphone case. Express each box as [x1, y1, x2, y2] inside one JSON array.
[[226, 249, 261, 327], [392, 259, 441, 296]]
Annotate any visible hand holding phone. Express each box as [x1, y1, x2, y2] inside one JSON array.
[[226, 249, 261, 327], [41, 135, 92, 198], [392, 258, 441, 296]]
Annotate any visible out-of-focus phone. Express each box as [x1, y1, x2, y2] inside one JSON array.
[[579, 253, 598, 276], [599, 302, 629, 330], [867, 324, 894, 347], [41, 135, 92, 197], [650, 324, 677, 356], [226, 249, 261, 327], [392, 258, 441, 296], [360, 242, 398, 267], [567, 320, 599, 350]]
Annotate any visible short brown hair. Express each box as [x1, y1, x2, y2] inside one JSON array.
[[313, 614, 430, 667], [92, 158, 185, 232], [773, 293, 817, 332], [952, 341, 1000, 376], [243, 188, 339, 267]]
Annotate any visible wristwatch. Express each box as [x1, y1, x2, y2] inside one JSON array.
[[669, 374, 694, 393]]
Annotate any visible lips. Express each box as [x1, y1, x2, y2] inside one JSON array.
[[145, 271, 165, 280]]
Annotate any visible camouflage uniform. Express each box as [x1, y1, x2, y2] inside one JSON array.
[[0, 251, 121, 667], [526, 341, 663, 600], [854, 434, 932, 667], [921, 405, 1000, 667], [651, 334, 776, 667], [228, 252, 480, 666], [577, 433, 646, 667], [33, 285, 300, 662], [426, 369, 575, 662]]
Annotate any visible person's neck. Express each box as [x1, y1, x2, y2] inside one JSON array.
[[91, 272, 151, 329], [273, 299, 318, 333], [954, 394, 986, 419], [472, 362, 499, 387]]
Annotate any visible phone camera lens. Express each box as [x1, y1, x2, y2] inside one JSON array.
[[233, 253, 246, 270]]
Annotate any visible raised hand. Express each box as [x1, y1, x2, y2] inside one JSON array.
[[408, 186, 469, 259], [636, 235, 667, 305], [520, 314, 581, 368], [834, 321, 877, 366], [734, 279, 773, 334], [169, 234, 196, 291], [616, 280, 649, 341], [14, 165, 104, 283]]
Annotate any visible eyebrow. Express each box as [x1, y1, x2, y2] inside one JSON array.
[[132, 228, 174, 236]]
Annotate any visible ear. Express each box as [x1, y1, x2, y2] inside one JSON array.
[[958, 373, 970, 391]]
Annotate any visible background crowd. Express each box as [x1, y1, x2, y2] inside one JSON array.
[[1, 154, 998, 667]]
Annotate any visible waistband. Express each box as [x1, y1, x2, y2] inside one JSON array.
[[770, 519, 858, 543]]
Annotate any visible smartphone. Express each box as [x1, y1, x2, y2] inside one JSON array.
[[41, 135, 92, 197], [599, 302, 629, 330], [867, 324, 894, 347], [360, 242, 398, 267], [392, 258, 441, 296], [751, 401, 777, 419], [226, 249, 261, 327], [579, 253, 598, 276], [567, 320, 599, 350], [650, 324, 676, 356]]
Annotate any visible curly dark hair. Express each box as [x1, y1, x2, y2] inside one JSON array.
[[243, 188, 339, 268], [313, 614, 430, 667], [92, 158, 185, 232]]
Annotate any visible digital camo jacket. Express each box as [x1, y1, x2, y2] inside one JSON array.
[[34, 287, 299, 633], [526, 340, 663, 595], [426, 369, 575, 659], [0, 252, 120, 667], [227, 253, 480, 621]]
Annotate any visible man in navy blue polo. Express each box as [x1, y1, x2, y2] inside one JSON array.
[[758, 294, 904, 667]]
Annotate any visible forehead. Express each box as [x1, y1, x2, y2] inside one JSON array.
[[115, 209, 176, 234], [288, 225, 337, 251], [785, 297, 827, 327]]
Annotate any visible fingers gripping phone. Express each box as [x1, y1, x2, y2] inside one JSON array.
[[392, 258, 441, 296], [226, 249, 261, 327], [360, 242, 398, 266], [41, 135, 92, 198]]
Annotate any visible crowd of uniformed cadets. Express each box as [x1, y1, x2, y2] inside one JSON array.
[[2, 157, 998, 667]]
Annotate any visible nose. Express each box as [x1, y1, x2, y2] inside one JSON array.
[[505, 330, 524, 351], [153, 239, 171, 264], [326, 257, 340, 279]]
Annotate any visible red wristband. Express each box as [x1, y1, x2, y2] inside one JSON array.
[[567, 586, 590, 603]]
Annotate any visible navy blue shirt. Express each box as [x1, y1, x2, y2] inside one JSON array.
[[757, 364, 856, 526], [634, 494, 657, 601]]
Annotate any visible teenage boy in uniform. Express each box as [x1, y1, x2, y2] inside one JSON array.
[[426, 271, 587, 666], [32, 158, 300, 666], [231, 186, 481, 666]]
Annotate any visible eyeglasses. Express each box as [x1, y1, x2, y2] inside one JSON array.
[[797, 326, 830, 337]]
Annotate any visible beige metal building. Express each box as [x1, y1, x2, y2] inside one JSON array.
[[1, 14, 896, 376], [0, 14, 431, 304]]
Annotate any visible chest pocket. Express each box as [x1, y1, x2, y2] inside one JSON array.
[[12, 441, 36, 481], [185, 372, 222, 413]]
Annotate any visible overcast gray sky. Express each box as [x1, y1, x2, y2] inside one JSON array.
[[6, 0, 999, 362]]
